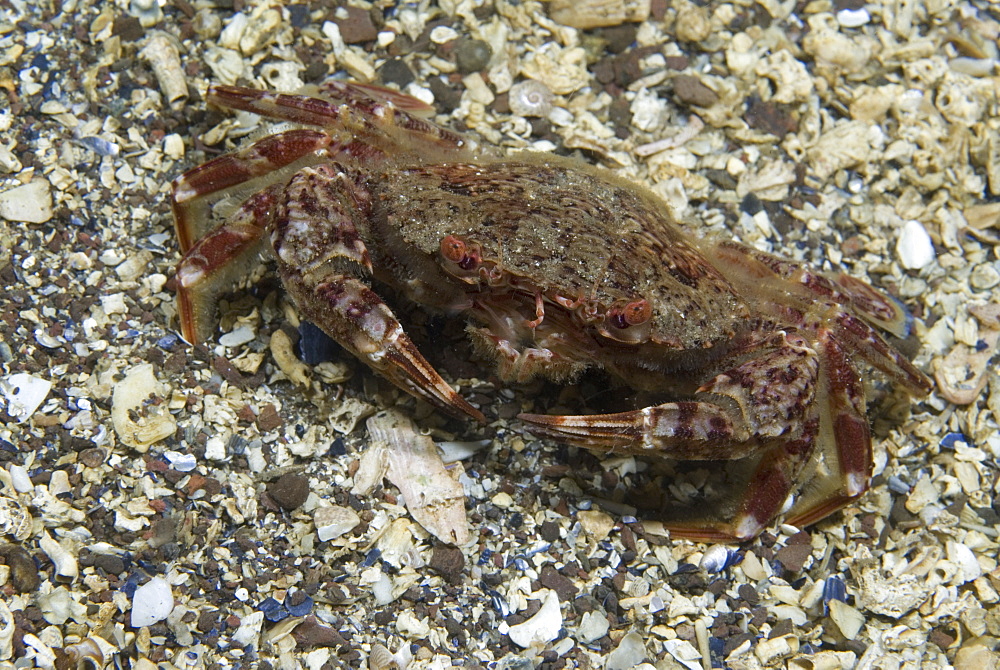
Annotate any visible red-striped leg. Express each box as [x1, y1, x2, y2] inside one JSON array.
[[521, 333, 826, 540], [172, 129, 333, 252], [175, 188, 279, 343], [272, 164, 484, 424], [784, 328, 872, 529], [291, 276, 485, 423], [710, 241, 932, 394], [207, 85, 475, 158]]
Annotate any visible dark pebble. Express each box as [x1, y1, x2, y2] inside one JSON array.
[[287, 4, 311, 28], [429, 544, 465, 585], [775, 541, 812, 573], [539, 565, 578, 601], [292, 616, 348, 648], [738, 583, 759, 606], [745, 95, 797, 139], [286, 593, 314, 617], [336, 6, 378, 44], [599, 24, 637, 53], [197, 609, 218, 633], [79, 447, 106, 468], [454, 38, 492, 73], [428, 77, 462, 112], [94, 553, 126, 575], [673, 75, 719, 107], [256, 404, 282, 432], [112, 15, 144, 42], [538, 520, 560, 543], [741, 192, 763, 215], [378, 58, 415, 88], [303, 61, 328, 83], [0, 543, 40, 593], [267, 473, 310, 511]]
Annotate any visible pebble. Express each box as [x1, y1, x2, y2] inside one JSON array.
[[94, 553, 126, 575], [454, 38, 492, 73], [828, 599, 865, 639], [837, 8, 871, 28], [895, 220, 935, 270], [267, 473, 310, 511], [130, 577, 174, 627], [8, 465, 32, 493], [218, 325, 256, 347], [0, 178, 54, 223], [578, 509, 614, 542], [507, 590, 562, 648], [314, 505, 360, 541], [970, 263, 1000, 290], [111, 364, 177, 451], [164, 451, 197, 472]]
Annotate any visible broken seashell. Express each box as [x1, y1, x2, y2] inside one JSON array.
[[111, 364, 177, 451], [140, 34, 188, 109], [0, 496, 31, 541], [40, 531, 78, 582], [548, 0, 650, 30]]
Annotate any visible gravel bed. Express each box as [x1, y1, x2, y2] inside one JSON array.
[[1, 1, 1000, 669]]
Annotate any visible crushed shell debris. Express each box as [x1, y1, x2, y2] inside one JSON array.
[[1, 0, 1000, 668]]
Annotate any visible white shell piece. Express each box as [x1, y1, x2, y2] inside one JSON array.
[[40, 531, 78, 581], [1, 373, 52, 423], [111, 364, 177, 451], [130, 577, 175, 627], [0, 496, 31, 541], [507, 590, 562, 648]]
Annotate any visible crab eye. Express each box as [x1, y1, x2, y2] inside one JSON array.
[[440, 235, 466, 263], [610, 299, 651, 329], [622, 299, 651, 326]]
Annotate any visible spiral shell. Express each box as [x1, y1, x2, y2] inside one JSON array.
[[59, 636, 105, 670], [508, 80, 554, 118]]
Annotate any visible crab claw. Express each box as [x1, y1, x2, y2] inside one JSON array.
[[300, 276, 486, 424]]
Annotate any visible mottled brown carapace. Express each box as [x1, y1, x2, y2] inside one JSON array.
[[172, 82, 931, 540]]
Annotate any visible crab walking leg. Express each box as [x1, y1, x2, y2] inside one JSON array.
[[521, 332, 818, 455], [208, 85, 472, 156], [269, 164, 484, 423], [175, 188, 278, 343], [521, 332, 824, 539], [172, 129, 333, 252], [290, 276, 485, 423], [827, 308, 931, 395], [710, 243, 930, 394], [785, 329, 873, 529]]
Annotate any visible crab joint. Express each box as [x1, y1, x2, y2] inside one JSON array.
[[440, 235, 481, 272]]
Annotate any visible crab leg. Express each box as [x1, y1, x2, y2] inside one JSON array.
[[784, 328, 872, 529], [521, 332, 825, 540], [175, 188, 279, 343], [710, 241, 931, 394], [172, 129, 333, 252], [272, 165, 484, 423], [208, 85, 473, 157], [295, 276, 485, 422]]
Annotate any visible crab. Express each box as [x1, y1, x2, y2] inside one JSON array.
[[172, 81, 931, 541]]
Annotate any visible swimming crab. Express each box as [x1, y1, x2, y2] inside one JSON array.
[[172, 81, 931, 541]]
